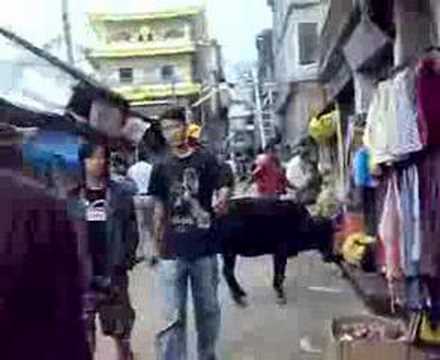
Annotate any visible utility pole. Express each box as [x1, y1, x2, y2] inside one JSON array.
[[252, 69, 266, 150], [62, 0, 75, 65]]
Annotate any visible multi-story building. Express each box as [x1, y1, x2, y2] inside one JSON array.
[[87, 5, 227, 152], [316, 0, 440, 203], [227, 94, 255, 155], [268, 0, 328, 148], [227, 37, 278, 157], [225, 66, 256, 153], [318, 0, 440, 117], [88, 6, 212, 116]]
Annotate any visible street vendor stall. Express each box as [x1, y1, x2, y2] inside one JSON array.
[[333, 50, 440, 351]]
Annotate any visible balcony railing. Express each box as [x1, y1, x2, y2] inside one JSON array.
[[104, 75, 192, 89], [101, 37, 194, 50], [89, 39, 196, 59], [111, 81, 202, 102]]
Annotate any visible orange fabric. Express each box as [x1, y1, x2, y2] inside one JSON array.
[[344, 213, 365, 235]]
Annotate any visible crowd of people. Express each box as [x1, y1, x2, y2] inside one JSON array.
[[0, 106, 315, 360]]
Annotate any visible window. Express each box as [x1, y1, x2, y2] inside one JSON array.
[[298, 22, 319, 65], [119, 68, 133, 84], [161, 65, 176, 81], [164, 28, 185, 39], [110, 31, 131, 43]]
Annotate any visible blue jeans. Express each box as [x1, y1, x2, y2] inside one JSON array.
[[156, 256, 220, 360]]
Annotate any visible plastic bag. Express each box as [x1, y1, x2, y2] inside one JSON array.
[[342, 232, 375, 266], [309, 111, 337, 143], [418, 312, 440, 345]]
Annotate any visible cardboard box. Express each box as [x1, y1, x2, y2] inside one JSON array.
[[322, 315, 426, 360]]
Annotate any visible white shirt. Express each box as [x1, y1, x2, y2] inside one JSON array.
[[127, 161, 152, 194], [225, 160, 237, 177], [286, 156, 308, 189]]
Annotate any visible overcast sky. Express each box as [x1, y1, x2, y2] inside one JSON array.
[[0, 0, 272, 66]]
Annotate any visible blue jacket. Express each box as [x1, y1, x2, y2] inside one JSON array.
[[67, 180, 139, 278], [353, 147, 375, 188]]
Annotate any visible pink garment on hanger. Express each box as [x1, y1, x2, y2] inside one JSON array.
[[378, 173, 403, 280]]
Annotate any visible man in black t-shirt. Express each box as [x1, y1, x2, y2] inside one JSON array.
[[149, 107, 231, 360]]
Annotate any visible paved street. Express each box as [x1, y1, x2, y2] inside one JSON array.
[[96, 252, 368, 360]]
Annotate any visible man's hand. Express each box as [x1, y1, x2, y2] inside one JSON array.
[[213, 187, 231, 217], [213, 198, 228, 216], [148, 256, 160, 268], [150, 198, 165, 268], [148, 240, 161, 269]]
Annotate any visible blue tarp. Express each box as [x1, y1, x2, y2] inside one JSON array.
[[22, 130, 81, 176]]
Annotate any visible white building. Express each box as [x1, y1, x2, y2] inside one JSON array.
[[268, 0, 328, 148]]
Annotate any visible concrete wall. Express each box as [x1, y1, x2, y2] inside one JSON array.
[[281, 3, 327, 82], [394, 0, 435, 66], [272, 1, 328, 83], [353, 72, 375, 114], [197, 43, 226, 155], [430, 0, 440, 44], [271, 0, 287, 84], [272, 0, 328, 146], [257, 29, 275, 83], [283, 81, 326, 147]]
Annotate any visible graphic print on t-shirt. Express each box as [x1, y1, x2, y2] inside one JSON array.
[[169, 167, 211, 232]]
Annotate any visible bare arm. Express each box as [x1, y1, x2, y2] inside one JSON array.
[[217, 186, 233, 201], [213, 186, 233, 216], [151, 197, 167, 259]]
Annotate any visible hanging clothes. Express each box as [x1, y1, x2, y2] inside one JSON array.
[[352, 147, 377, 237], [378, 172, 403, 280], [398, 165, 421, 277], [419, 149, 440, 278], [416, 58, 440, 146], [364, 80, 399, 165], [364, 71, 423, 166], [374, 175, 388, 273], [353, 147, 376, 188], [394, 69, 423, 156], [405, 276, 425, 311]]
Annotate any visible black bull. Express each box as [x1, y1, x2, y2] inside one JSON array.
[[212, 198, 334, 303]]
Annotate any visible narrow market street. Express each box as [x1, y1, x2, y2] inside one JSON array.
[[96, 252, 367, 360], [5, 1, 440, 359]]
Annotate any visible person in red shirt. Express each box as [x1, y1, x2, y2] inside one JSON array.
[[250, 142, 295, 304], [252, 142, 291, 198]]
